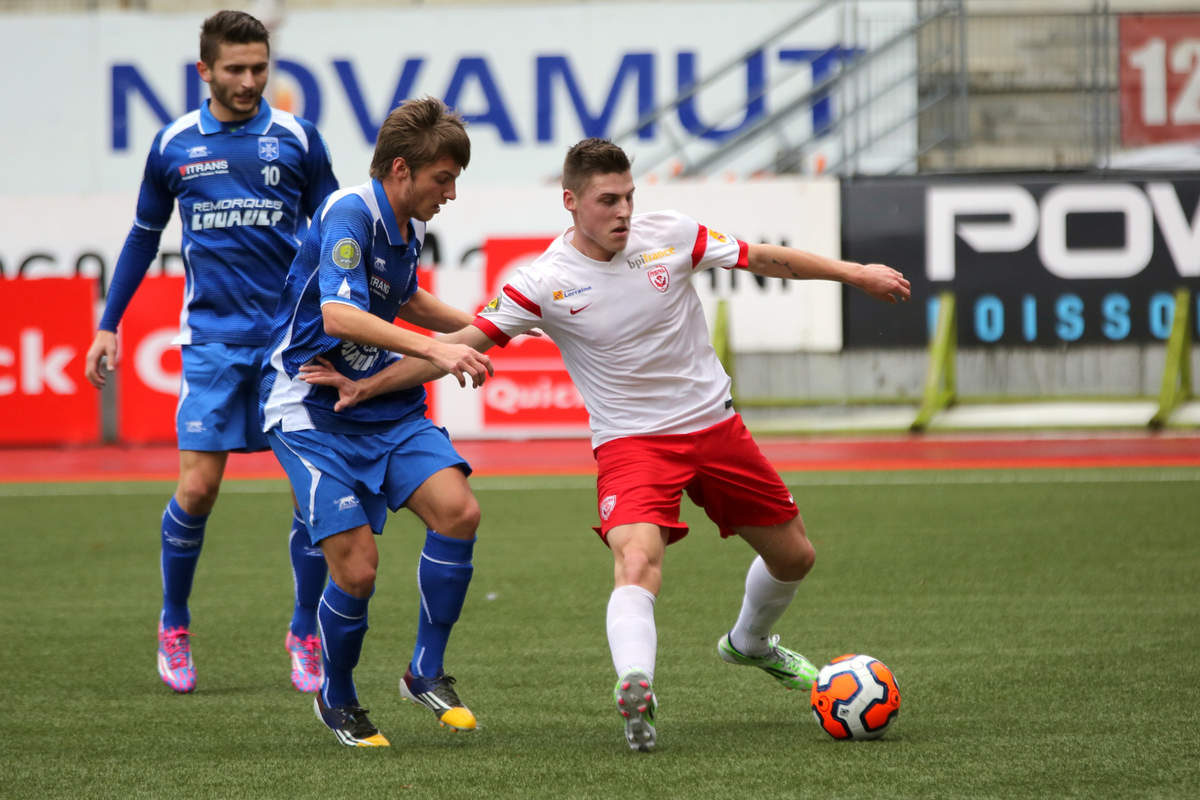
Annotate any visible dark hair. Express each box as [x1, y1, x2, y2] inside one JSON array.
[[562, 138, 631, 193], [369, 97, 470, 180], [200, 10, 270, 66]]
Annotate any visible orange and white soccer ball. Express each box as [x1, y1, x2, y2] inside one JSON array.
[[810, 654, 901, 740]]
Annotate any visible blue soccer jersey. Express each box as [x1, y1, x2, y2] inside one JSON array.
[[100, 99, 338, 346], [261, 179, 430, 435]]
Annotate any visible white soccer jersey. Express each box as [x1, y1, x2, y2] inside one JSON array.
[[474, 209, 749, 447]]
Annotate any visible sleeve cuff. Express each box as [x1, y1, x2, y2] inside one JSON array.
[[471, 315, 510, 347]]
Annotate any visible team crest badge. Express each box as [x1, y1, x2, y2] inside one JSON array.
[[600, 494, 617, 521], [648, 265, 670, 293], [258, 136, 280, 162], [332, 238, 361, 269]]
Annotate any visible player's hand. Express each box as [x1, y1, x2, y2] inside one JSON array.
[[85, 330, 119, 389], [298, 357, 364, 412], [856, 263, 911, 304], [429, 340, 493, 388]]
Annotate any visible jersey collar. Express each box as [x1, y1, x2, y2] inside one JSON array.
[[197, 99, 273, 136], [371, 178, 413, 247]]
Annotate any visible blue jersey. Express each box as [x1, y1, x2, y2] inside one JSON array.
[[104, 99, 338, 346], [261, 179, 429, 435]]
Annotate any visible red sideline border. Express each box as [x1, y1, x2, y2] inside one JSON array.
[[3, 432, 1199, 483]]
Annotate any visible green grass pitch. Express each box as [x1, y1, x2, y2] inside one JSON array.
[[2, 467, 1198, 799]]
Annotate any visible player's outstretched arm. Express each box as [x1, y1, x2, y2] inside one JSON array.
[[745, 243, 911, 304], [395, 288, 476, 334], [321, 302, 493, 387], [299, 325, 498, 410]]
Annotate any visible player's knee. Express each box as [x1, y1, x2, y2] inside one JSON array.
[[764, 519, 815, 582], [175, 477, 220, 515], [337, 562, 377, 597], [615, 545, 661, 587], [784, 533, 816, 581], [795, 535, 816, 577], [433, 495, 481, 539]]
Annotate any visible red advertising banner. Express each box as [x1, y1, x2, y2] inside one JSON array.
[[0, 278, 100, 445], [117, 270, 441, 443], [117, 275, 184, 444], [480, 237, 588, 429], [1120, 14, 1200, 146]]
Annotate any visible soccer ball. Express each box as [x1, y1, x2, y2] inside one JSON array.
[[810, 654, 901, 740]]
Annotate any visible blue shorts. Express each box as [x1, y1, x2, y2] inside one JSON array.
[[177, 343, 269, 453], [267, 417, 470, 542]]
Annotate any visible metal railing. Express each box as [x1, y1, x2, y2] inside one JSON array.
[[608, 0, 969, 180]]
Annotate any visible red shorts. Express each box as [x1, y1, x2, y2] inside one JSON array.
[[592, 413, 798, 544]]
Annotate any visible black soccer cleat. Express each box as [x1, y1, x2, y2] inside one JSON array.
[[400, 666, 477, 731], [313, 693, 389, 747]]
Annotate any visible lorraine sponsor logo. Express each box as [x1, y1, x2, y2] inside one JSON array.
[[599, 494, 617, 520], [647, 265, 669, 292], [626, 247, 675, 270], [179, 159, 230, 180], [484, 375, 585, 414], [708, 228, 728, 243], [190, 197, 284, 230], [481, 296, 501, 314], [551, 286, 592, 301]]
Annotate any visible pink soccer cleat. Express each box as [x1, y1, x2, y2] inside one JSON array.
[[157, 622, 196, 693], [286, 631, 324, 693]]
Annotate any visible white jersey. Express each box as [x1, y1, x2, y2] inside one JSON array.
[[474, 209, 749, 447]]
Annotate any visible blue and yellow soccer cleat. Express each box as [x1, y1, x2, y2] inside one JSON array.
[[400, 667, 477, 731], [717, 632, 818, 691], [313, 693, 389, 747], [613, 670, 657, 753]]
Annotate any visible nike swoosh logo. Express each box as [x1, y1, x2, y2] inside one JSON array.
[[569, 304, 591, 315]]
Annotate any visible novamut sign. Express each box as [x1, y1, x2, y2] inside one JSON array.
[[0, 2, 915, 192], [842, 175, 1200, 347]]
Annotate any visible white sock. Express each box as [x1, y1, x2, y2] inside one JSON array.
[[729, 556, 801, 656], [606, 584, 657, 680]]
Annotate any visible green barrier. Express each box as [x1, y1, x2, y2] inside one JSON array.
[[1149, 288, 1193, 429], [911, 291, 957, 432]]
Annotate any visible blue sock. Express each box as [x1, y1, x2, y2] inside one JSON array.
[[160, 496, 206, 630], [288, 511, 327, 638], [318, 579, 370, 708], [411, 530, 475, 678]]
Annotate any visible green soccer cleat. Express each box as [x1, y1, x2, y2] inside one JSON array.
[[717, 632, 818, 691], [613, 670, 657, 753]]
